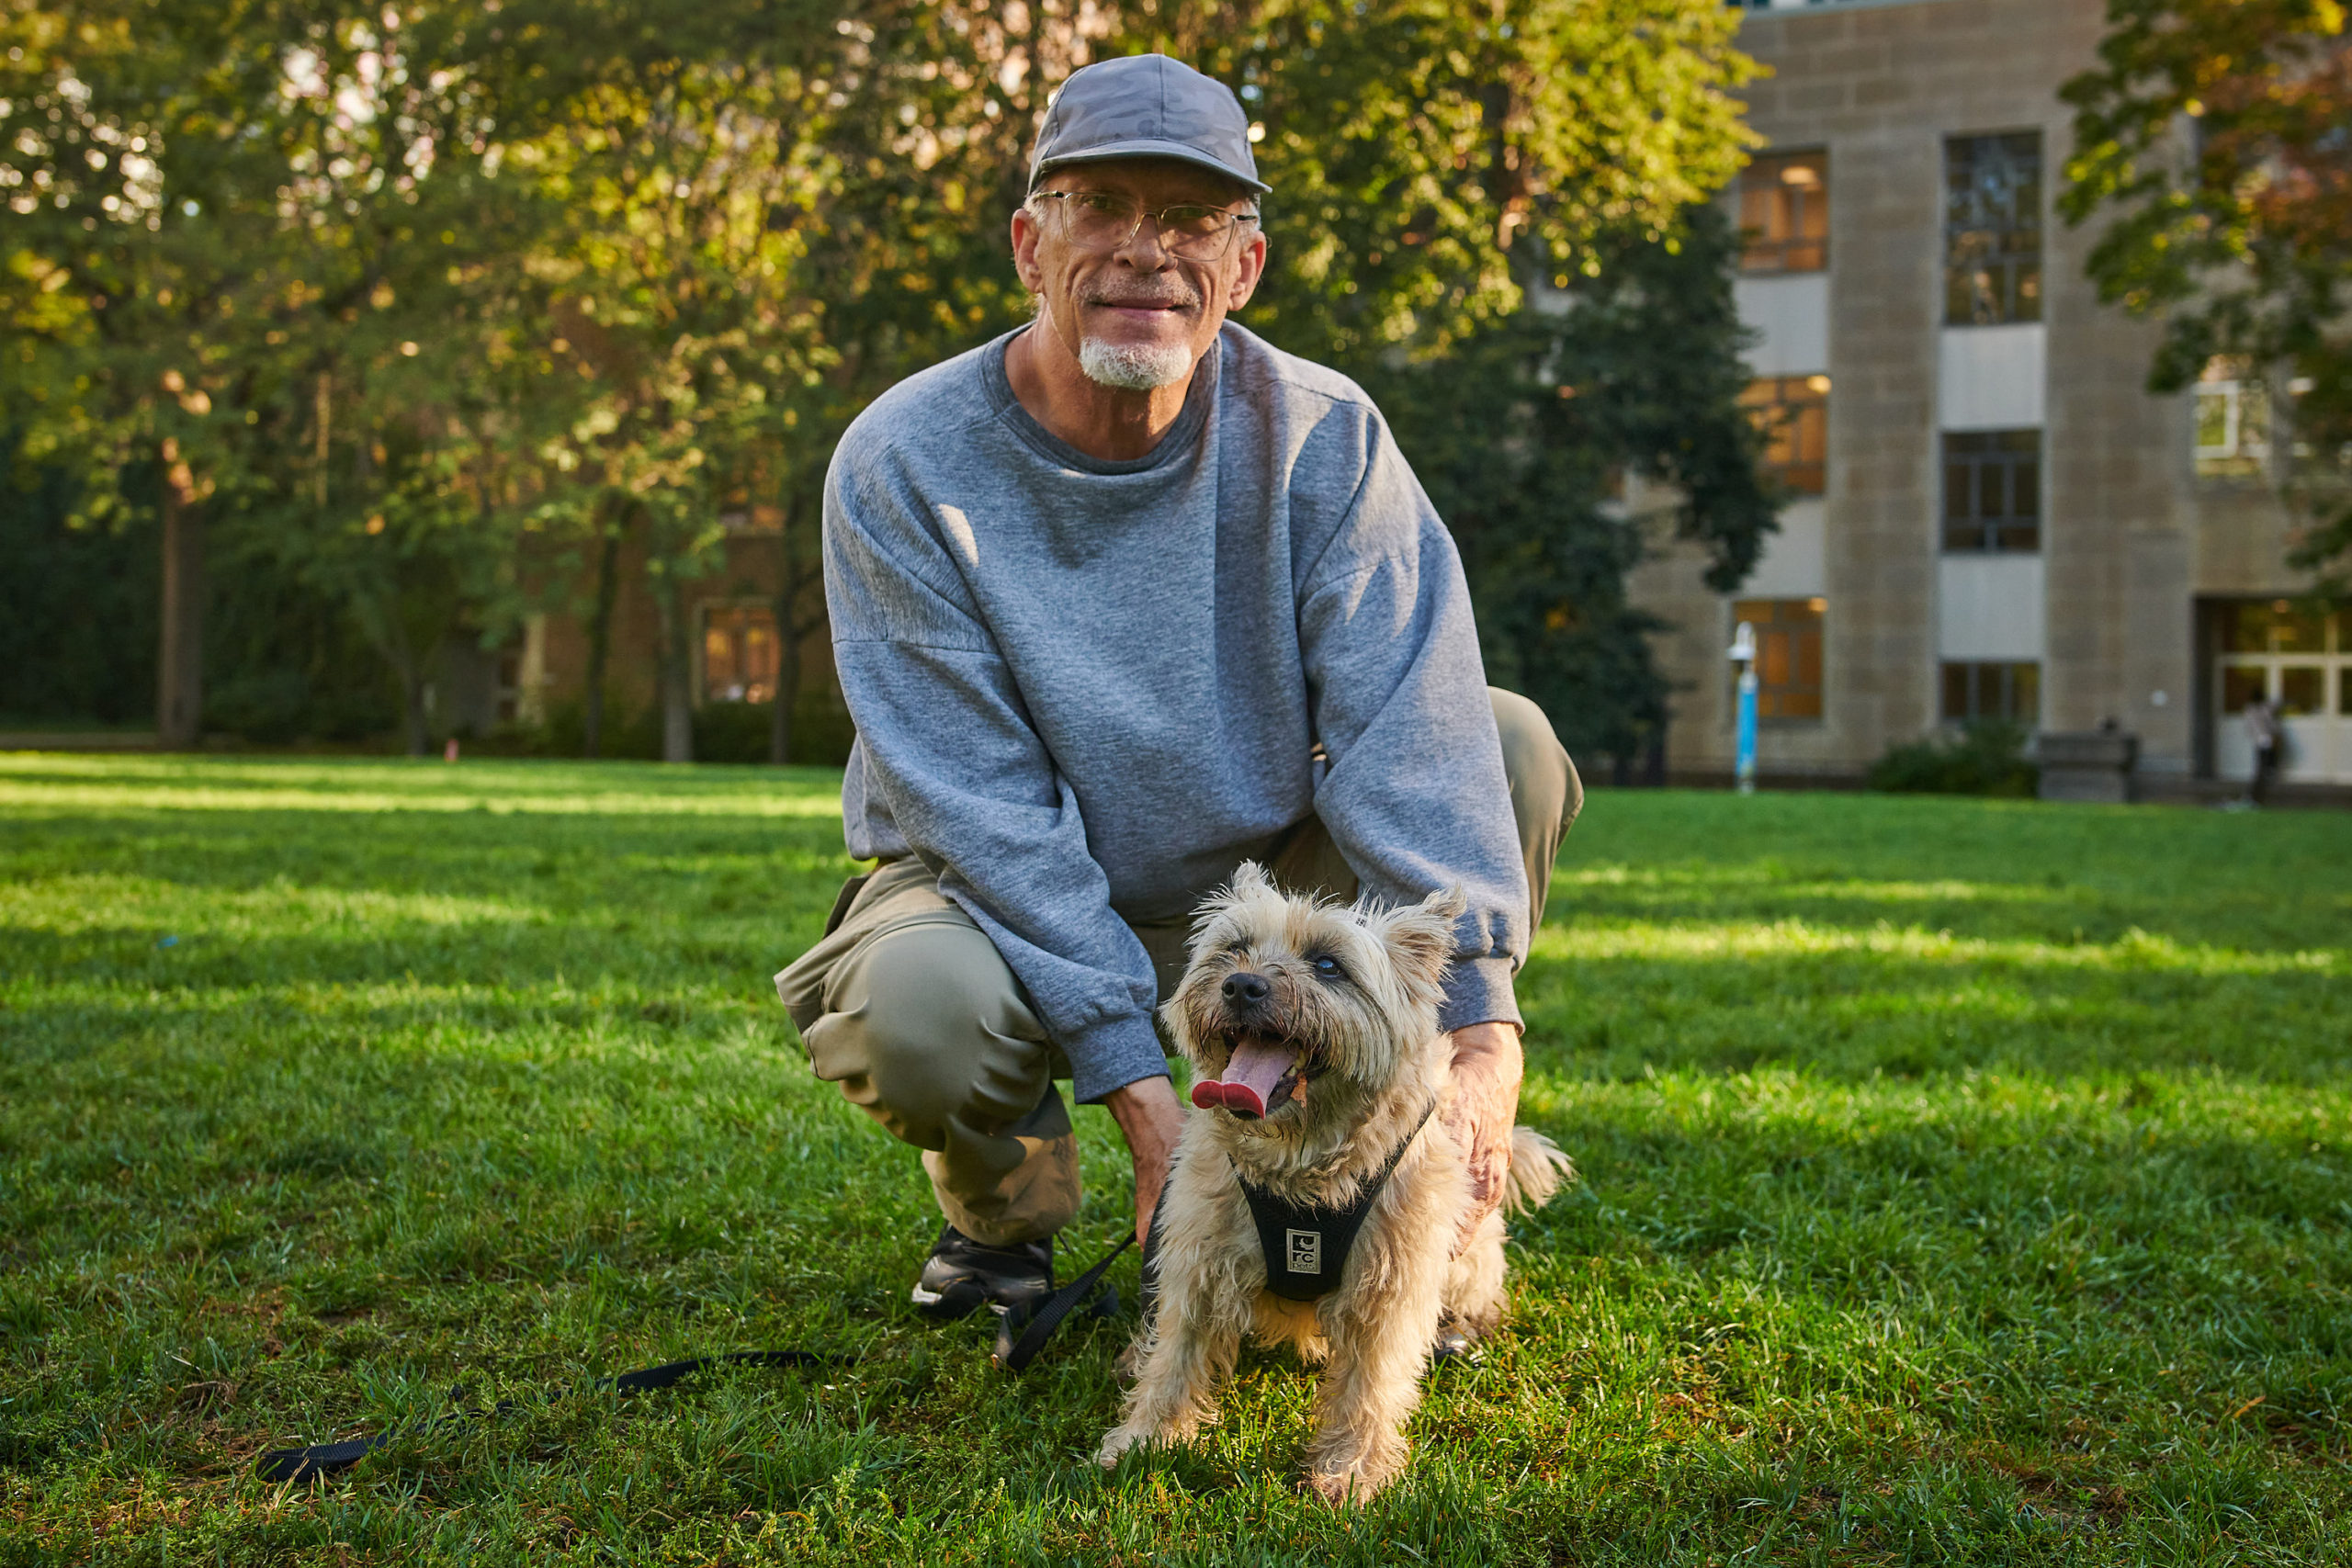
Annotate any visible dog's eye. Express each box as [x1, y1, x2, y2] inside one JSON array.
[[1309, 953, 1345, 982]]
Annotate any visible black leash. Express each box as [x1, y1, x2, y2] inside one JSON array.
[[255, 1350, 846, 1483], [260, 1230, 1148, 1480], [992, 1232, 1134, 1373]]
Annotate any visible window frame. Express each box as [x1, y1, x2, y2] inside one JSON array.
[[1731, 597, 1827, 723], [698, 601, 783, 705], [1740, 375, 1831, 496], [1737, 150, 1829, 276], [1939, 660, 2041, 726], [1940, 428, 2042, 553], [1944, 131, 2044, 327]]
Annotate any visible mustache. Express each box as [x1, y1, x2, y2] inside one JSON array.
[[1086, 286, 1201, 310]]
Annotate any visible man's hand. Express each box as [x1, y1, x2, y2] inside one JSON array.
[[1440, 1021, 1524, 1258], [1103, 1074, 1187, 1247]]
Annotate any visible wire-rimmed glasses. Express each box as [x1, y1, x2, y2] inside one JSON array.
[[1031, 190, 1260, 262]]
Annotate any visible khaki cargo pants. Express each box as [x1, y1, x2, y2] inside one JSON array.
[[774, 688, 1580, 1247]]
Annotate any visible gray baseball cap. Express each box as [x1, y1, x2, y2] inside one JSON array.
[[1029, 54, 1270, 196]]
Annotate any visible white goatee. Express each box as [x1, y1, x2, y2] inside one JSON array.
[[1079, 336, 1195, 391]]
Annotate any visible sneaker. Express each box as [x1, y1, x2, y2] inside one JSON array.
[[910, 1224, 1055, 1322], [1431, 1323, 1483, 1365]]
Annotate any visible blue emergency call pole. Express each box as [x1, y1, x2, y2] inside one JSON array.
[[1729, 619, 1758, 795]]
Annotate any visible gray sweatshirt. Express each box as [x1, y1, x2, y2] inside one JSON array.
[[824, 321, 1528, 1103]]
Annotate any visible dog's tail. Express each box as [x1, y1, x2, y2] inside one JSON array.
[[1504, 1126, 1577, 1214]]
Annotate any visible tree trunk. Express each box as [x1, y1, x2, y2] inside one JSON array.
[[378, 603, 431, 757], [768, 620, 800, 765], [155, 456, 204, 749], [401, 665, 432, 757], [654, 580, 693, 763], [582, 521, 622, 758], [769, 491, 814, 766]]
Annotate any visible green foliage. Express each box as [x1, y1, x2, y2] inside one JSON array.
[[531, 693, 856, 765], [0, 442, 395, 740], [0, 446, 155, 727], [1867, 718, 2040, 797], [4, 1, 1767, 750], [689, 697, 856, 768], [1160, 0, 1759, 365], [4, 760, 2349, 1561], [1374, 206, 1778, 765], [2061, 0, 2352, 581]]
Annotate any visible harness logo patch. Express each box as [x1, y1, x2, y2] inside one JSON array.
[[1285, 1228, 1321, 1275]]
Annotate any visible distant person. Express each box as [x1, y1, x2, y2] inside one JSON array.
[[2245, 693, 2281, 806], [773, 54, 1579, 1326]]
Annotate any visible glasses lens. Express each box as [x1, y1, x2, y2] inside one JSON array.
[[1054, 193, 1238, 259], [1158, 205, 1235, 260], [1061, 192, 1137, 248]]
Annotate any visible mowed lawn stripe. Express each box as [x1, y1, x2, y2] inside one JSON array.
[[2, 756, 2346, 1564]]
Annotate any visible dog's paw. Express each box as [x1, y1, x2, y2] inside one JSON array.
[[1095, 1427, 1146, 1469], [1306, 1466, 1384, 1506]]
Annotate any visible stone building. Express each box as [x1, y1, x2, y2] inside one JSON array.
[[1629, 0, 2347, 790]]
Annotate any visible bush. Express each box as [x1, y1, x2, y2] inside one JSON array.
[[1867, 719, 2039, 796], [693, 695, 857, 766], [535, 693, 856, 765]]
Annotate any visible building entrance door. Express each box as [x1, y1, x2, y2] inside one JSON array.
[[2213, 603, 2351, 784]]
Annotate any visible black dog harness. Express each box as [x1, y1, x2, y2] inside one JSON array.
[[1238, 1101, 1436, 1302]]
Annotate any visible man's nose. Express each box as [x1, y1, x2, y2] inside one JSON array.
[[1221, 971, 1272, 1006], [1115, 219, 1174, 268]]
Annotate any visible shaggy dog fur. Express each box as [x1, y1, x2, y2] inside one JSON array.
[[1098, 863, 1574, 1503]]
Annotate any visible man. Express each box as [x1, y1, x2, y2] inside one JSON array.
[[775, 53, 1580, 1323], [2245, 691, 2280, 807]]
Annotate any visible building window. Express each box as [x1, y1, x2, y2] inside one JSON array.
[[2194, 356, 2273, 479], [701, 604, 779, 704], [1945, 132, 2042, 326], [1942, 430, 2041, 551], [2220, 598, 2329, 655], [1733, 598, 1826, 720], [1740, 375, 1830, 495], [1738, 151, 1828, 274], [1940, 660, 2041, 725]]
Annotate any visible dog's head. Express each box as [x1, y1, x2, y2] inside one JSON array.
[[1164, 862, 1465, 1132]]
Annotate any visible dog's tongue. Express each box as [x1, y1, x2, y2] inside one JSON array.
[[1191, 1038, 1299, 1119]]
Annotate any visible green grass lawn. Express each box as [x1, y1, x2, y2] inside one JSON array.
[[3, 755, 2347, 1565]]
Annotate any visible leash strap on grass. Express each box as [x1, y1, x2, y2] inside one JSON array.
[[256, 1350, 842, 1483], [994, 1234, 1133, 1374], [263, 1247, 1138, 1480]]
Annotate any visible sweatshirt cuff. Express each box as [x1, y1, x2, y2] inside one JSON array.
[[1437, 955, 1521, 1036], [1064, 1011, 1173, 1105]]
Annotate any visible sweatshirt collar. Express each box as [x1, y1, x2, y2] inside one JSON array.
[[981, 325, 1222, 476]]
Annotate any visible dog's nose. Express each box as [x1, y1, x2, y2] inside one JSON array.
[[1221, 971, 1272, 1007]]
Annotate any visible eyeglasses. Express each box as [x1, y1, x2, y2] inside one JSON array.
[[1031, 190, 1260, 263]]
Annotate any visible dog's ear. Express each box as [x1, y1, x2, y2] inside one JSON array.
[[1371, 885, 1466, 988], [1417, 884, 1470, 924], [1187, 860, 1272, 957]]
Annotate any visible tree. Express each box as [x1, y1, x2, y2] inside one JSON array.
[[8, 0, 1770, 757], [2, 0, 278, 744], [1, 1, 572, 752], [513, 42, 836, 761], [2062, 0, 2352, 583], [1131, 0, 1759, 369], [1370, 206, 1777, 769]]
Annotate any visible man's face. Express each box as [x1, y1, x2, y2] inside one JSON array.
[[1011, 157, 1269, 390]]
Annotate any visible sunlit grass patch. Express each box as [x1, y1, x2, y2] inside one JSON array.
[[2, 762, 2346, 1564]]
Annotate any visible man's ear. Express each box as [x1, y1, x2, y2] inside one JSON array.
[[1224, 225, 1267, 312], [1010, 203, 1046, 294]]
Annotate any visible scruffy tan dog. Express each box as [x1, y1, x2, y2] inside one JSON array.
[[1098, 863, 1572, 1503]]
